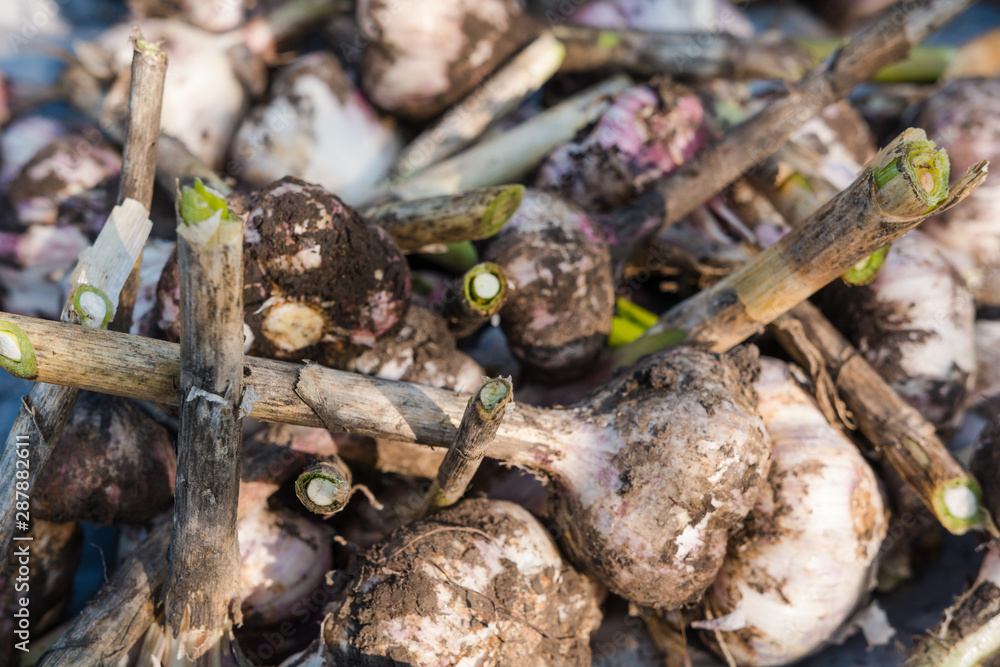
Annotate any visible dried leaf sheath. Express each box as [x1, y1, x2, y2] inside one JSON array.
[[163, 181, 246, 661]]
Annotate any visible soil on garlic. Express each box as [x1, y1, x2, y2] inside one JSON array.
[[549, 345, 771, 609], [322, 498, 601, 666], [31, 392, 176, 524], [242, 177, 410, 355], [484, 190, 615, 378], [321, 306, 483, 393]]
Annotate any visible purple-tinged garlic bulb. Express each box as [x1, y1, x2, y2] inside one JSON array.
[[572, 0, 754, 36], [132, 238, 176, 336], [0, 131, 120, 319], [151, 245, 182, 341], [127, 0, 247, 33], [230, 52, 400, 205], [31, 392, 177, 524], [536, 80, 712, 212], [238, 506, 334, 628], [546, 345, 771, 609], [0, 115, 72, 190], [0, 518, 82, 665], [0, 224, 91, 271], [313, 498, 602, 666], [322, 306, 483, 392], [0, 69, 8, 128], [915, 78, 1000, 306], [702, 359, 888, 666], [824, 230, 977, 430], [5, 133, 121, 234], [483, 189, 615, 378], [243, 177, 410, 355], [95, 20, 249, 169], [357, 0, 535, 119]]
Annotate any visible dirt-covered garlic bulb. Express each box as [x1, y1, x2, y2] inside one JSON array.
[[322, 306, 483, 392], [824, 230, 977, 429], [483, 189, 615, 378], [238, 506, 334, 628], [127, 0, 247, 33], [357, 0, 535, 119], [5, 133, 121, 234], [0, 115, 73, 190], [536, 80, 712, 212], [915, 78, 1000, 306], [153, 178, 411, 356], [551, 346, 770, 609], [31, 392, 177, 524], [243, 177, 410, 355], [0, 131, 119, 318], [299, 498, 602, 666], [230, 52, 400, 205], [572, 0, 754, 36], [93, 20, 249, 168], [702, 359, 888, 666]]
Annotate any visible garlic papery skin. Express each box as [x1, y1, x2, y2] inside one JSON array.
[[703, 358, 888, 666], [230, 52, 400, 205], [830, 230, 977, 430], [238, 506, 334, 627]]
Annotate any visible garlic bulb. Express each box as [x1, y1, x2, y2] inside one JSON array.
[[572, 0, 754, 36], [95, 19, 248, 169], [536, 80, 712, 212], [483, 189, 615, 378], [915, 78, 1000, 306], [238, 506, 334, 627], [300, 498, 602, 665], [825, 230, 977, 430], [357, 0, 533, 119], [702, 358, 888, 666], [230, 52, 400, 205]]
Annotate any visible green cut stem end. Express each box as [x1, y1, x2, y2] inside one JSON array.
[[932, 478, 988, 535], [69, 285, 114, 329], [842, 244, 891, 286], [295, 471, 350, 515], [463, 263, 507, 314], [0, 321, 37, 379], [481, 185, 524, 238], [874, 138, 950, 213], [478, 378, 511, 415], [179, 178, 240, 227]]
